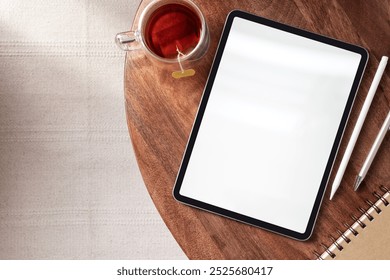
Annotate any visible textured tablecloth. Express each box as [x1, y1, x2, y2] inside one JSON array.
[[0, 0, 185, 259]]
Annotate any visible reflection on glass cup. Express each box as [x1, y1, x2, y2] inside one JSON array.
[[116, 0, 209, 78]]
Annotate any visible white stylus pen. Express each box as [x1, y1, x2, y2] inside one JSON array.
[[354, 110, 390, 191], [330, 56, 388, 200]]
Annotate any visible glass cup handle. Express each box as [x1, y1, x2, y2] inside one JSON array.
[[115, 31, 141, 51]]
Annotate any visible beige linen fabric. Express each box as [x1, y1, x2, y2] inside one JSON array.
[[0, 0, 186, 259]]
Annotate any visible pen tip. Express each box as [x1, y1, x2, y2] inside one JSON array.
[[329, 189, 335, 200], [329, 180, 340, 200], [354, 176, 363, 191]]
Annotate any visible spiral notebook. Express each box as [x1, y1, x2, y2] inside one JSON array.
[[316, 186, 390, 260]]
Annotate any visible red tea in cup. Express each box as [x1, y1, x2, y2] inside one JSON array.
[[144, 3, 202, 59]]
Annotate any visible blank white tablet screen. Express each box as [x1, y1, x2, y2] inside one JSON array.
[[179, 17, 362, 233]]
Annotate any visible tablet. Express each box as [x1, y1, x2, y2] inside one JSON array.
[[173, 10, 368, 240]]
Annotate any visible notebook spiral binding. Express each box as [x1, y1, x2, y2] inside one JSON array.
[[313, 185, 389, 260]]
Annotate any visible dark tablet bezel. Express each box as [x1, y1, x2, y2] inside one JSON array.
[[173, 10, 368, 240]]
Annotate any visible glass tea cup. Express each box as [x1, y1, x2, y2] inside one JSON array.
[[115, 0, 209, 78]]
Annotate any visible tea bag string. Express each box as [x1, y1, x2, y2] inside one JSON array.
[[172, 45, 196, 79], [176, 45, 185, 73]]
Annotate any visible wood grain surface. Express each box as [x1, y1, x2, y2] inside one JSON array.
[[124, 0, 390, 259]]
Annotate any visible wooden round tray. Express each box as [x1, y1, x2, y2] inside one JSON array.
[[124, 0, 390, 259]]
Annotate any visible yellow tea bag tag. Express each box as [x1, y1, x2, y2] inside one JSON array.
[[172, 69, 196, 79], [172, 45, 196, 79]]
